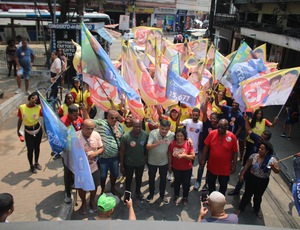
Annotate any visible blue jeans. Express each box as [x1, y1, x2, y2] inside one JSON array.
[[148, 163, 168, 198], [207, 170, 229, 195], [172, 168, 192, 198], [97, 156, 119, 180]]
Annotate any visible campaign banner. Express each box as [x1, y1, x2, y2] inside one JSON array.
[[81, 22, 140, 101], [166, 60, 200, 107], [39, 93, 68, 154], [241, 67, 300, 109], [68, 126, 95, 191]]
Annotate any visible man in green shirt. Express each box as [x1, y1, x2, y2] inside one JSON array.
[[120, 119, 148, 200]]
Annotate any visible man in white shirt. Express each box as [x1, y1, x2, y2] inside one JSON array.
[[179, 108, 203, 189]]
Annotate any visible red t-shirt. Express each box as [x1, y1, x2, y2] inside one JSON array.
[[60, 115, 83, 131], [168, 140, 194, 170], [204, 129, 238, 176]]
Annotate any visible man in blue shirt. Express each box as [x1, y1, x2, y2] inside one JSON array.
[[15, 38, 35, 95]]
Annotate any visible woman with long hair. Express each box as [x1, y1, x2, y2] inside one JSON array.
[[244, 109, 278, 164], [168, 128, 195, 205], [58, 93, 77, 118], [17, 92, 43, 174], [237, 141, 280, 218]]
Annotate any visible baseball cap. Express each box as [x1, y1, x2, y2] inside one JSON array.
[[97, 193, 119, 212], [170, 107, 179, 113], [73, 77, 80, 82]]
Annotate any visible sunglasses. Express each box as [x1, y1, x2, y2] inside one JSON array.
[[109, 117, 118, 120], [218, 125, 228, 129]]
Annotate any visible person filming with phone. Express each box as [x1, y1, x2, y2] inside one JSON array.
[[85, 193, 136, 220], [197, 191, 238, 224]]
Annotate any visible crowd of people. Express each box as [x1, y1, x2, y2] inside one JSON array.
[[9, 74, 291, 222]]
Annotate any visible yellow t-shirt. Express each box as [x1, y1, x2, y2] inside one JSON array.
[[70, 88, 82, 104], [246, 118, 267, 143], [60, 103, 79, 116], [18, 104, 41, 126], [122, 124, 133, 133], [212, 99, 227, 114], [83, 90, 94, 108]]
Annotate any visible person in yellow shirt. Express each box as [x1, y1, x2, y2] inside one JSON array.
[[171, 103, 192, 122], [212, 91, 227, 116], [17, 92, 43, 174], [70, 77, 83, 104], [58, 93, 78, 118], [83, 84, 97, 119]]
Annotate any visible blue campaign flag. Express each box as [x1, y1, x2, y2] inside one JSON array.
[[292, 157, 300, 216], [166, 60, 200, 107], [67, 126, 95, 191], [39, 93, 67, 153], [81, 22, 140, 101], [229, 58, 267, 92]]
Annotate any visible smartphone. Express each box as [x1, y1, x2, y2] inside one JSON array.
[[201, 189, 208, 202], [124, 190, 131, 203]]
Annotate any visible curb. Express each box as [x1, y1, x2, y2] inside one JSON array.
[[57, 192, 77, 220], [0, 92, 25, 124], [0, 68, 48, 125]]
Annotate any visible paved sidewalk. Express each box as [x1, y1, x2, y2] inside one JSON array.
[[0, 42, 300, 227]]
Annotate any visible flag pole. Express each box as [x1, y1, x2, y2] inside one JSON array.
[[276, 104, 285, 117]]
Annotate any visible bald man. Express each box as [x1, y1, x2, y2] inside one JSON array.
[[120, 119, 148, 200], [197, 191, 238, 223], [77, 119, 104, 215], [93, 110, 124, 196], [200, 119, 238, 195]]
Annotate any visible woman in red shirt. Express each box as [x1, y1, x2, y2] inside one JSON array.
[[168, 128, 195, 205]]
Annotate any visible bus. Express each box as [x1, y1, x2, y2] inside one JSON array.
[[0, 9, 111, 41]]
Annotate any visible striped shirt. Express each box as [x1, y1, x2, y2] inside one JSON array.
[[93, 119, 124, 158]]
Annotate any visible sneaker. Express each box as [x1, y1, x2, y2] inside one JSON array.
[[280, 133, 286, 137], [26, 90, 31, 96], [135, 192, 144, 200], [15, 88, 21, 94], [30, 165, 37, 174], [64, 193, 72, 204], [146, 194, 154, 202], [160, 197, 169, 205], [34, 163, 42, 170], [119, 176, 126, 184], [286, 136, 291, 141], [167, 172, 173, 181], [227, 189, 240, 196], [194, 181, 200, 190]]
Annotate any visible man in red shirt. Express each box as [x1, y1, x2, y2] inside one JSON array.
[[61, 104, 84, 131], [200, 119, 238, 195], [60, 104, 86, 204]]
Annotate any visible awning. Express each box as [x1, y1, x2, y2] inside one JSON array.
[[104, 24, 119, 29], [105, 28, 122, 39], [191, 31, 206, 37], [96, 28, 114, 44]]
